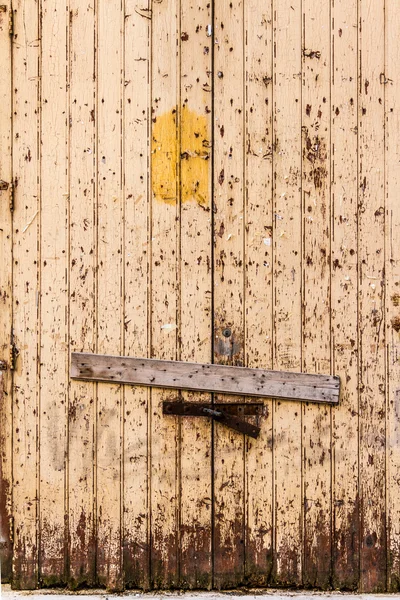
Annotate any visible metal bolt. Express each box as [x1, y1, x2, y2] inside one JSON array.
[[222, 327, 231, 337]]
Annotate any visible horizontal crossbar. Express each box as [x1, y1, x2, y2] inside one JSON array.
[[71, 352, 340, 404]]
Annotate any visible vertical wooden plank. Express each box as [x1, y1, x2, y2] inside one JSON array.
[[213, 0, 245, 588], [123, 0, 150, 588], [358, 0, 386, 591], [272, 0, 303, 586], [39, 0, 68, 585], [68, 0, 96, 588], [331, 0, 360, 588], [386, 0, 400, 589], [244, 0, 273, 586], [96, 0, 123, 589], [301, 0, 332, 588], [150, 0, 180, 587], [11, 0, 40, 588], [179, 0, 212, 589], [0, 2, 13, 582]]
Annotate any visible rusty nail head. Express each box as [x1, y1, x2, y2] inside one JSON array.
[[222, 327, 231, 337]]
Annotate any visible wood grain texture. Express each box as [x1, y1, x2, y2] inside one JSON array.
[[39, 0, 69, 584], [213, 0, 246, 588], [71, 353, 339, 403], [272, 0, 303, 585], [122, 0, 150, 589], [150, 0, 180, 587], [4, 0, 400, 591], [68, 0, 96, 587], [301, 0, 332, 588], [11, 0, 40, 588], [96, 0, 123, 589], [386, 0, 400, 589], [331, 0, 360, 588], [358, 0, 386, 591], [243, 0, 273, 585], [0, 2, 13, 582], [179, 0, 212, 589]]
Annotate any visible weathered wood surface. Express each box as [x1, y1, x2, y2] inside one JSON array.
[[96, 0, 124, 589], [0, 3, 12, 582], [150, 0, 180, 588], [331, 0, 359, 588], [12, 0, 40, 587], [39, 0, 68, 584], [68, 0, 96, 587], [358, 0, 386, 591], [244, 0, 274, 584], [387, 0, 400, 590], [212, 0, 246, 587], [123, 0, 150, 588], [272, 0, 303, 585], [71, 353, 340, 403], [2, 0, 400, 592], [302, 0, 332, 587], [179, 0, 213, 588]]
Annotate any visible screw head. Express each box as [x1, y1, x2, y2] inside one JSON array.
[[222, 327, 231, 338]]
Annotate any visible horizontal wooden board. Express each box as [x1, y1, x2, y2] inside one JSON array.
[[71, 352, 340, 403]]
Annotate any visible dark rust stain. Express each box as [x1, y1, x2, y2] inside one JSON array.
[[150, 530, 178, 589], [179, 523, 212, 589], [361, 526, 386, 592], [69, 509, 96, 589], [303, 48, 321, 59], [392, 293, 400, 307], [40, 518, 67, 587], [332, 494, 360, 590], [124, 535, 150, 590], [213, 518, 245, 589], [272, 540, 301, 587], [303, 130, 328, 191], [391, 316, 400, 333], [0, 374, 12, 582], [303, 507, 331, 589], [97, 528, 124, 592], [13, 532, 38, 590], [245, 524, 273, 586]]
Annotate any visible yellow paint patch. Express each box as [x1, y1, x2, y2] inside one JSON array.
[[151, 109, 178, 203], [151, 106, 210, 205]]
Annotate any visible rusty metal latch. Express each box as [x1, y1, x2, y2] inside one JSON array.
[[163, 401, 263, 438]]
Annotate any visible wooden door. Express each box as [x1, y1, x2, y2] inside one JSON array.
[[1, 0, 400, 592]]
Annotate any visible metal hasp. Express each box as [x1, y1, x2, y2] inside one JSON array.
[[163, 401, 263, 438]]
